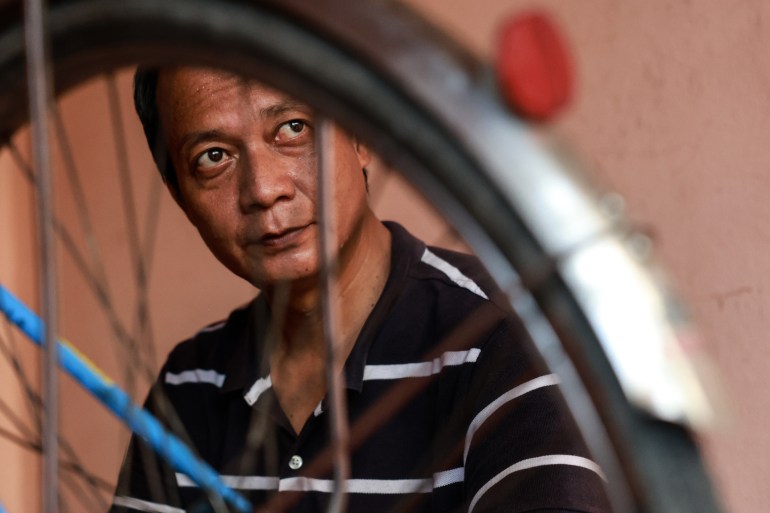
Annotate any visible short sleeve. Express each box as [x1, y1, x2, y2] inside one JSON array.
[[109, 375, 186, 513], [462, 319, 613, 513]]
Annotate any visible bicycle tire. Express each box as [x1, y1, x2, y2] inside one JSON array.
[[0, 1, 722, 512]]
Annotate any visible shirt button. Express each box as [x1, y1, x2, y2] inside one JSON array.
[[289, 455, 303, 470]]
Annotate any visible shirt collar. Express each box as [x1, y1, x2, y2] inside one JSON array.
[[341, 222, 424, 391], [219, 294, 269, 393], [222, 221, 425, 395]]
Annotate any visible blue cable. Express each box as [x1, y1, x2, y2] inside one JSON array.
[[0, 285, 251, 513]]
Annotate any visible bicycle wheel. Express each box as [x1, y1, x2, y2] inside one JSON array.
[[0, 0, 722, 512]]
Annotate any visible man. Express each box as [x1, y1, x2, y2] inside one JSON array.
[[111, 67, 611, 513]]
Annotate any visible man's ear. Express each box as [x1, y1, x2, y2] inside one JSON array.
[[353, 138, 372, 169], [157, 154, 189, 215]]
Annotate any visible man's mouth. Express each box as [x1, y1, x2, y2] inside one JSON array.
[[259, 223, 312, 247]]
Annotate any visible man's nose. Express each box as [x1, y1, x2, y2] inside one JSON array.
[[238, 151, 296, 210]]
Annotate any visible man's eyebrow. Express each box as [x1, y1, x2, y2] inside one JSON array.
[[260, 100, 312, 119], [176, 100, 311, 150], [180, 129, 230, 151]]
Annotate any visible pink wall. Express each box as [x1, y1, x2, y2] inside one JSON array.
[[0, 135, 40, 513], [403, 0, 770, 511], [2, 1, 769, 511]]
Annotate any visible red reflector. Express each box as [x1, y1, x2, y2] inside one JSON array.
[[497, 11, 573, 121]]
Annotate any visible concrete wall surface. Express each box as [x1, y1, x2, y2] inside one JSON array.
[[403, 1, 770, 511]]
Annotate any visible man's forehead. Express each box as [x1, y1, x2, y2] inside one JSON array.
[[156, 67, 303, 114]]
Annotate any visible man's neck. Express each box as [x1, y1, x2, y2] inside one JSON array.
[[265, 215, 391, 433], [268, 215, 391, 357]]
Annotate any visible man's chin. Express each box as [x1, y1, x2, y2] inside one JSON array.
[[246, 266, 321, 292]]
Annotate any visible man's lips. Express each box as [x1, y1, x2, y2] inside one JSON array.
[[258, 223, 313, 247]]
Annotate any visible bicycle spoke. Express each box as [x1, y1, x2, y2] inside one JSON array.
[[0, 324, 118, 511], [7, 138, 157, 383], [0, 424, 39, 453], [0, 2, 723, 511], [106, 73, 158, 389], [22, 0, 59, 507], [53, 108, 113, 320], [0, 398, 38, 448], [0, 314, 44, 429], [53, 85, 157, 395], [432, 225, 463, 250], [4, 103, 171, 510], [241, 283, 287, 477], [0, 420, 112, 502], [59, 461, 110, 512], [316, 117, 350, 513]]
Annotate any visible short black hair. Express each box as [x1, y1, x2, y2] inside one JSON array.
[[133, 67, 179, 193]]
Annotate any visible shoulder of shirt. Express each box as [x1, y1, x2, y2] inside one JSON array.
[[414, 243, 512, 313], [162, 299, 254, 374]]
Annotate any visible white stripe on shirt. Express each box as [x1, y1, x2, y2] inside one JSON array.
[[421, 248, 488, 299], [464, 374, 560, 463], [468, 455, 606, 513], [363, 349, 480, 380], [279, 477, 433, 494], [433, 467, 464, 487], [112, 496, 184, 513], [176, 469, 465, 494], [165, 369, 225, 388], [244, 375, 272, 406], [196, 321, 226, 334], [241, 349, 481, 402], [177, 472, 280, 490]]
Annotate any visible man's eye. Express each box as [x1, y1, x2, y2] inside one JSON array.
[[276, 120, 307, 142], [195, 148, 228, 170]]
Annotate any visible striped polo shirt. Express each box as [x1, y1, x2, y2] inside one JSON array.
[[111, 222, 610, 513]]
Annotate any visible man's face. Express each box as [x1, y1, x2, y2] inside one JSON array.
[[156, 68, 372, 289]]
